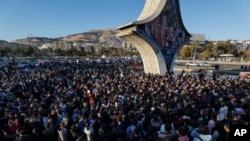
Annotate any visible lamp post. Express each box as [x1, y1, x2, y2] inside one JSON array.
[[192, 44, 198, 62], [27, 34, 32, 47], [24, 34, 33, 57], [213, 41, 218, 61]]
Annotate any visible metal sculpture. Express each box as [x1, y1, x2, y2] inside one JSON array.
[[117, 0, 191, 75]]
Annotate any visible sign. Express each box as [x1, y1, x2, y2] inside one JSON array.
[[230, 125, 250, 140]]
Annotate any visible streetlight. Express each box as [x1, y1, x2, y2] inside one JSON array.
[[192, 44, 198, 62], [27, 34, 32, 47], [213, 41, 218, 61]]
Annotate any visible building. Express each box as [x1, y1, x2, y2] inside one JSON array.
[[219, 54, 235, 62], [190, 33, 206, 44]]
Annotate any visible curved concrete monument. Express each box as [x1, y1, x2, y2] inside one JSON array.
[[117, 0, 191, 75]]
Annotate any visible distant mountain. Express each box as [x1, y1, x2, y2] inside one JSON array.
[[64, 28, 121, 42], [0, 40, 9, 46], [4, 28, 127, 50], [0, 39, 28, 48]]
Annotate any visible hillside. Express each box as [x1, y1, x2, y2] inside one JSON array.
[[5, 28, 126, 50]]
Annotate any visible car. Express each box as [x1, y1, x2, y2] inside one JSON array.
[[199, 62, 211, 67], [185, 62, 198, 66]]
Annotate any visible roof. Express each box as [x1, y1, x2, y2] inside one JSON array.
[[219, 54, 234, 57], [190, 33, 206, 42]]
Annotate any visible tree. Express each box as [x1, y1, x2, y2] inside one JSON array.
[[200, 50, 212, 60], [243, 50, 250, 62], [179, 45, 193, 59], [54, 48, 64, 56], [47, 47, 54, 56], [202, 42, 214, 52], [95, 47, 102, 57], [116, 47, 123, 55], [90, 46, 96, 56], [0, 46, 11, 57], [216, 42, 231, 54]]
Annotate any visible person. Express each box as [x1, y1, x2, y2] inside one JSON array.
[[214, 64, 219, 71], [158, 122, 177, 141], [193, 125, 212, 141], [207, 120, 216, 135], [58, 123, 68, 141], [15, 129, 30, 141], [241, 65, 244, 70], [217, 100, 228, 122], [83, 121, 94, 141], [216, 122, 230, 141], [2, 128, 16, 141], [177, 126, 189, 141], [126, 120, 137, 140], [43, 122, 56, 141], [0, 58, 250, 141]]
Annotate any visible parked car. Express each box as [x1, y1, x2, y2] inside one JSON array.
[[185, 62, 198, 66], [199, 62, 211, 67]]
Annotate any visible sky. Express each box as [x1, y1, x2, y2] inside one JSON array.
[[1, 0, 250, 42]]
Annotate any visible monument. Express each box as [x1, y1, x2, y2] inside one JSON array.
[[117, 0, 191, 75]]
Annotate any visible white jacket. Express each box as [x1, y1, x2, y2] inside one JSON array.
[[193, 134, 212, 141], [84, 126, 94, 141]]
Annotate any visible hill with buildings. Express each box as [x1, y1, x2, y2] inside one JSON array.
[[6, 28, 129, 51], [1, 29, 250, 51], [0, 29, 249, 60]]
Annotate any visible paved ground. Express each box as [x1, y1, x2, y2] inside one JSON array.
[[174, 60, 250, 75], [173, 65, 250, 76]]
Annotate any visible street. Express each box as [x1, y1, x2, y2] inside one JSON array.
[[174, 60, 250, 76]]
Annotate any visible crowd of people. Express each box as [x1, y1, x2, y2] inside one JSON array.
[[0, 60, 249, 141]]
